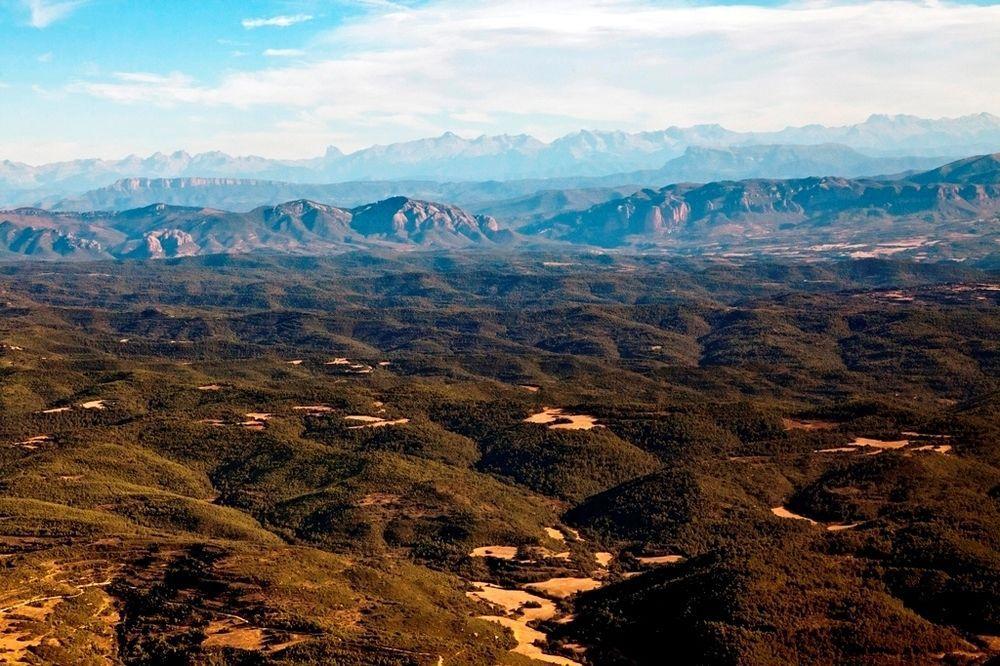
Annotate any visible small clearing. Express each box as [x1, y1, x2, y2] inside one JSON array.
[[524, 408, 601, 430], [782, 418, 836, 431], [467, 583, 557, 621], [523, 577, 601, 599], [771, 506, 818, 524], [79, 400, 107, 410], [469, 546, 519, 560], [202, 620, 266, 650], [468, 583, 579, 666], [850, 437, 909, 450], [827, 522, 862, 532], [636, 555, 683, 566], [200, 617, 307, 653], [293, 405, 333, 415], [286, 360, 303, 365], [594, 552, 613, 567], [197, 385, 223, 391], [772, 506, 861, 531], [345, 416, 409, 429], [815, 435, 952, 455], [544, 527, 565, 542], [913, 444, 953, 454], [478, 616, 581, 666]]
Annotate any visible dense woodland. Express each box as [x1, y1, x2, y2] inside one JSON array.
[[0, 251, 998, 665]]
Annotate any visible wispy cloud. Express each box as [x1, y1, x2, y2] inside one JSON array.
[[263, 48, 306, 58], [241, 13, 313, 29], [74, 0, 1000, 152], [22, 0, 87, 28], [37, 51, 54, 62], [74, 72, 202, 105]]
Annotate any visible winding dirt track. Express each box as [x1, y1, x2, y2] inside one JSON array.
[[0, 578, 113, 613]]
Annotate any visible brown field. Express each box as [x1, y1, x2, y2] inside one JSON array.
[[523, 577, 601, 599]]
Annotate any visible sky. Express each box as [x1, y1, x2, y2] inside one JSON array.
[[1, 0, 998, 163]]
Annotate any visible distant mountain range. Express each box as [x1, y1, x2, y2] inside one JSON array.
[[1, 153, 998, 262], [41, 144, 956, 220], [4, 113, 999, 206]]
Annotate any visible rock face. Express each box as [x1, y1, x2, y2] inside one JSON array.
[[0, 221, 106, 259], [350, 196, 502, 245], [121, 230, 200, 259], [0, 197, 511, 259]]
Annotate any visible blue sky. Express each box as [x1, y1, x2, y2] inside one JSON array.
[[1, 0, 999, 163]]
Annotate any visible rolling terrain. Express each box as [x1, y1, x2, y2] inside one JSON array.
[[0, 253, 998, 664]]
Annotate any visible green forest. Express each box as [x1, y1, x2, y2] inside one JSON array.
[[0, 251, 997, 665]]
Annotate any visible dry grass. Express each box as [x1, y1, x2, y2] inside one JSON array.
[[469, 546, 518, 560], [636, 555, 683, 566], [523, 577, 601, 599]]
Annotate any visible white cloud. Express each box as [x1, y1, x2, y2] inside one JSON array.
[[263, 48, 306, 58], [73, 0, 1000, 150], [73, 72, 203, 105], [37, 51, 53, 62], [22, 0, 87, 28], [241, 13, 313, 29]]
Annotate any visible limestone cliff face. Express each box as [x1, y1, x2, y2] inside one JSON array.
[[349, 196, 502, 245], [0, 196, 511, 259]]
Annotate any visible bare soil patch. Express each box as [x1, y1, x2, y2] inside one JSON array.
[[524, 408, 601, 430]]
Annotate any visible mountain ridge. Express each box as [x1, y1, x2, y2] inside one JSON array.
[[4, 113, 999, 205], [532, 153, 1000, 250], [42, 143, 958, 216], [0, 196, 507, 260], [2, 153, 998, 262]]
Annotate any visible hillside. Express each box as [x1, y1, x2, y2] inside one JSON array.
[[530, 153, 1000, 253], [0, 197, 506, 259], [0, 253, 997, 664], [2, 154, 999, 262]]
